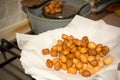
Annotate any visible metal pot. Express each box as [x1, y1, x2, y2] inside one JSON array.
[[26, 0, 90, 34]]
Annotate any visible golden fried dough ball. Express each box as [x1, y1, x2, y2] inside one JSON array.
[[67, 35, 74, 40], [73, 58, 79, 64], [63, 48, 70, 55], [81, 70, 91, 77], [103, 56, 113, 65], [89, 59, 98, 67], [56, 45, 62, 52], [42, 48, 50, 55], [75, 50, 81, 59], [66, 40, 73, 47], [88, 42, 96, 49], [51, 45, 57, 51], [54, 61, 61, 71], [88, 56, 95, 62], [80, 47, 88, 54], [46, 59, 53, 68], [75, 61, 83, 69], [71, 47, 77, 53], [69, 44, 75, 49], [96, 44, 103, 53], [57, 40, 63, 46], [52, 58, 60, 65], [82, 36, 89, 43], [81, 41, 88, 47], [96, 55, 101, 61], [50, 50, 58, 57], [62, 34, 68, 40], [67, 53, 75, 59], [102, 46, 109, 55], [88, 49, 97, 56], [80, 54, 88, 63], [67, 67, 77, 74], [66, 59, 73, 67], [60, 55, 67, 63], [57, 1, 63, 7], [74, 39, 82, 46], [98, 58, 104, 68], [61, 63, 67, 70], [94, 66, 101, 72], [62, 43, 67, 50]]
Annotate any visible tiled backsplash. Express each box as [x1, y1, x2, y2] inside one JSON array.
[[0, 0, 27, 30]]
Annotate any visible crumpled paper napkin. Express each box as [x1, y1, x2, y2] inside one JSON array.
[[16, 15, 120, 80]]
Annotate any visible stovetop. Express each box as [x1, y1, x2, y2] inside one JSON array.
[[0, 39, 35, 80]]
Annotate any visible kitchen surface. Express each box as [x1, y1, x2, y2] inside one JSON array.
[[0, 0, 120, 80]]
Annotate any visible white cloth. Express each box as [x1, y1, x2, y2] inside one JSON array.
[[16, 15, 120, 80]]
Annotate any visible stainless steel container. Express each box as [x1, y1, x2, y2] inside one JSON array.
[[27, 0, 87, 34]]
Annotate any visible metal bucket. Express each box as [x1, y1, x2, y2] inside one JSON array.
[[27, 0, 90, 34]]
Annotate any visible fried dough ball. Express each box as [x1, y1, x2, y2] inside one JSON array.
[[82, 36, 89, 43], [46, 59, 53, 68], [87, 68, 96, 74], [67, 53, 75, 59], [66, 40, 73, 47], [60, 55, 67, 63], [75, 61, 83, 69], [98, 58, 104, 68], [54, 61, 61, 71], [71, 47, 77, 53], [57, 1, 63, 7], [81, 41, 88, 47], [56, 45, 62, 52], [67, 67, 77, 74], [52, 58, 60, 65], [61, 63, 67, 70], [80, 47, 88, 54], [62, 43, 67, 50], [96, 55, 101, 60], [42, 48, 50, 55], [81, 70, 91, 77], [75, 50, 81, 59], [102, 46, 109, 55], [88, 49, 97, 56], [103, 56, 113, 65], [62, 34, 68, 40], [94, 66, 101, 72], [63, 48, 70, 55], [96, 44, 103, 53], [57, 40, 63, 45], [50, 50, 58, 57], [88, 56, 95, 62], [67, 35, 74, 40], [80, 54, 88, 63], [66, 59, 73, 67], [74, 39, 82, 46], [89, 59, 98, 67], [73, 58, 79, 64], [88, 42, 96, 49], [51, 45, 57, 51]]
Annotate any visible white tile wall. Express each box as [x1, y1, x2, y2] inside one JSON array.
[[0, 0, 27, 30]]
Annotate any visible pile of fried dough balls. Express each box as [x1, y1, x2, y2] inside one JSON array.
[[43, 0, 63, 15], [42, 34, 113, 77]]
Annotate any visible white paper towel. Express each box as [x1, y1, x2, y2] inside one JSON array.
[[16, 15, 120, 80]]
